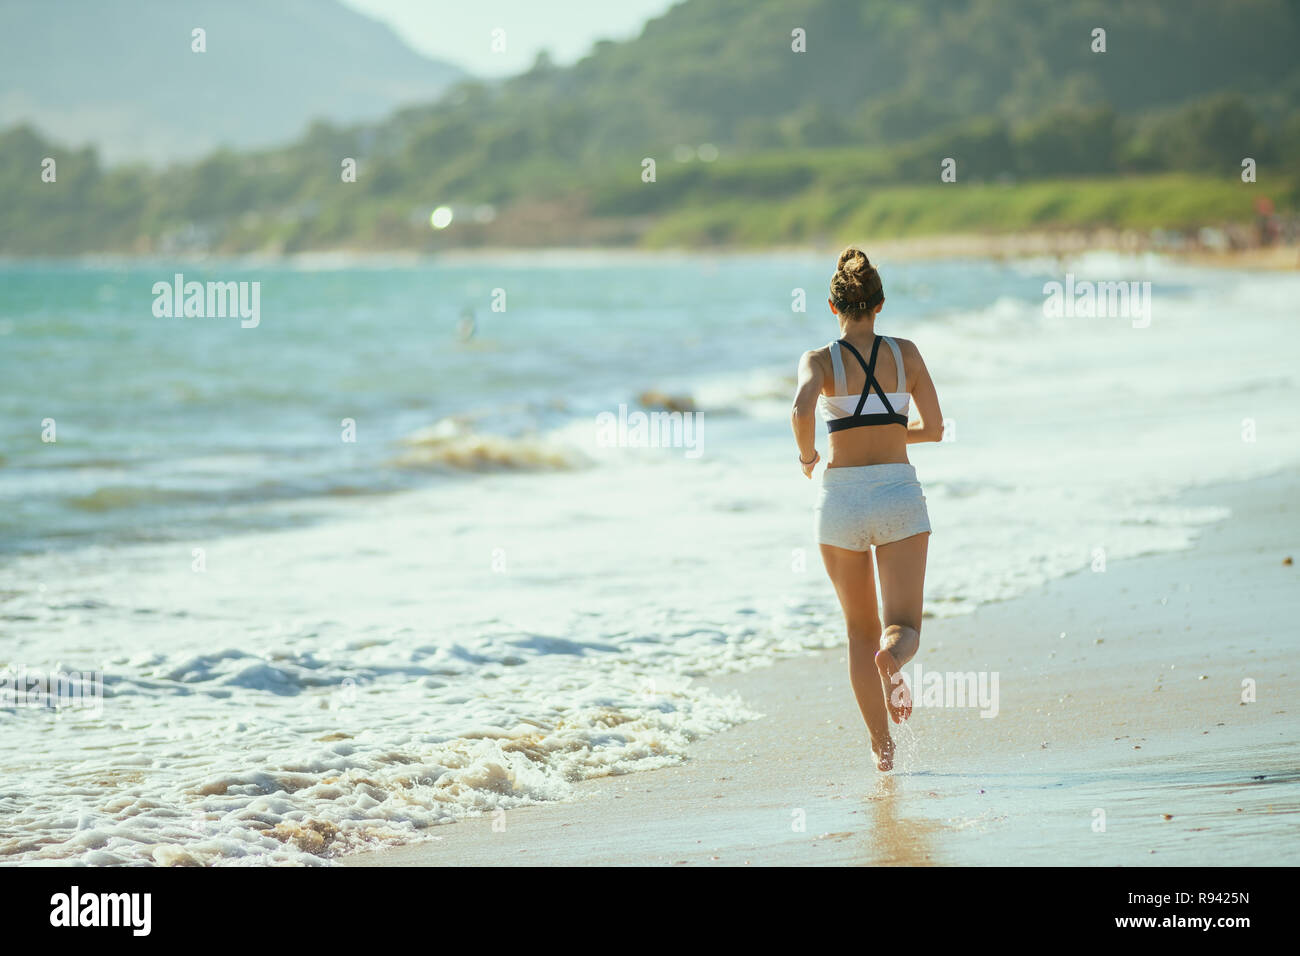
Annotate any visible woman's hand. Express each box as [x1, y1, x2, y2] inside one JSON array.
[[799, 450, 820, 478]]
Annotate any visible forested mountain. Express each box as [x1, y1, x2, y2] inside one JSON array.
[[501, 0, 1300, 156], [3, 0, 1298, 253]]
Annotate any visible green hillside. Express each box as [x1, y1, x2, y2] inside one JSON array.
[[3, 0, 1299, 254]]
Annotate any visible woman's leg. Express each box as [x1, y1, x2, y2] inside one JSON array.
[[819, 543, 894, 770], [872, 531, 930, 724]]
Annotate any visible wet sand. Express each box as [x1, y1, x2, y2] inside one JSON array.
[[343, 471, 1298, 866]]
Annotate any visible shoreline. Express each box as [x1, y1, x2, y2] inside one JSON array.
[[4, 253, 1297, 867], [341, 470, 1299, 866], [1, 232, 1296, 271]]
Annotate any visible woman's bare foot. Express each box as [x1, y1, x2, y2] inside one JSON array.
[[871, 734, 895, 772], [875, 648, 912, 723]]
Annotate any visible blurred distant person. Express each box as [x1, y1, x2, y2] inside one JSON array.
[[457, 307, 476, 342], [1254, 197, 1279, 247]]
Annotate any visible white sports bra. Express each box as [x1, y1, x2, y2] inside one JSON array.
[[818, 335, 910, 431]]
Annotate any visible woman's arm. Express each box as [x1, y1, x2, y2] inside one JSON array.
[[905, 346, 944, 444], [791, 350, 823, 476]]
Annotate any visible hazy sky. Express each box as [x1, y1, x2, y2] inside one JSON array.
[[338, 0, 679, 77]]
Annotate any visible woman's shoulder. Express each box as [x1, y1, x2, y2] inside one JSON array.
[[886, 336, 925, 386], [889, 335, 925, 362], [799, 341, 835, 365], [797, 343, 836, 385]]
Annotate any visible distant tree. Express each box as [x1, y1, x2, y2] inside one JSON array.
[[1013, 107, 1119, 177]]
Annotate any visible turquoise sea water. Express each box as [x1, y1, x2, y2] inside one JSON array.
[[1, 251, 1297, 864], [0, 254, 1050, 555]]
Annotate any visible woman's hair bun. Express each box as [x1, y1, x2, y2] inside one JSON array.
[[837, 246, 871, 276], [829, 245, 883, 318]]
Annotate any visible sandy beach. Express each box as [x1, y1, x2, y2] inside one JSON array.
[[344, 471, 1298, 866], [4, 253, 1296, 867], [356, 233, 1300, 271]]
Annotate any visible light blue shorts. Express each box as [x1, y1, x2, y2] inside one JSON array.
[[814, 463, 931, 550]]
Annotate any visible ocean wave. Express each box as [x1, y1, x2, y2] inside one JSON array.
[[674, 369, 796, 419], [390, 420, 589, 472], [11, 456, 138, 471], [0, 656, 767, 866], [63, 485, 203, 512], [636, 390, 698, 413]]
